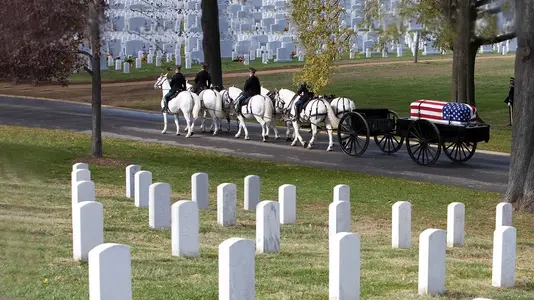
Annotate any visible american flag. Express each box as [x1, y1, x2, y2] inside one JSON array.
[[410, 100, 477, 125]]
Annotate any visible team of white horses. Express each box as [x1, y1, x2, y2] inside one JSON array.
[[153, 72, 355, 151]]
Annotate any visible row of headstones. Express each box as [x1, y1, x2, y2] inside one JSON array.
[[329, 198, 517, 298], [71, 163, 516, 299]]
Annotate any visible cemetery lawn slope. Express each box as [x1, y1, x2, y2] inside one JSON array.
[[1, 125, 533, 300], [0, 55, 514, 153]]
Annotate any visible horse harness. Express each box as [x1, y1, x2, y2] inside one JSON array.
[[276, 92, 327, 122]]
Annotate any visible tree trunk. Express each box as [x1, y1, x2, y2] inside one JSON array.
[[201, 0, 223, 88], [413, 31, 420, 63], [466, 41, 478, 107], [503, 0, 534, 212], [451, 0, 472, 103], [90, 3, 103, 158]]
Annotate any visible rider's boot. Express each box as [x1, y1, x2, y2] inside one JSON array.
[[295, 104, 302, 122], [162, 99, 168, 113]]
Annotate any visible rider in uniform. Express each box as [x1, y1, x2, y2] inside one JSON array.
[[504, 77, 514, 126], [294, 82, 314, 122], [193, 62, 212, 94], [163, 65, 186, 112], [235, 67, 261, 116]]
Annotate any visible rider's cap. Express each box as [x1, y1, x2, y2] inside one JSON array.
[[201, 62, 208, 67], [249, 67, 256, 73], [175, 65, 181, 69]]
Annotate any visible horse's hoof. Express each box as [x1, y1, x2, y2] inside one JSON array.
[[307, 144, 313, 149], [234, 134, 239, 138], [245, 136, 250, 140], [302, 142, 307, 148], [286, 137, 291, 142], [275, 136, 280, 140], [176, 133, 180, 136], [263, 135, 269, 140], [161, 131, 167, 134], [291, 141, 296, 146], [327, 147, 333, 152], [190, 132, 195, 136]]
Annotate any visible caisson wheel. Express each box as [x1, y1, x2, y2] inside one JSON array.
[[442, 139, 477, 163], [374, 110, 404, 154], [406, 119, 441, 166], [337, 112, 370, 157]]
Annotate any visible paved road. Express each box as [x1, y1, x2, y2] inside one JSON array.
[[0, 96, 510, 193]]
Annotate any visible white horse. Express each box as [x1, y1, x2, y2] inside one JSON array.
[[330, 97, 356, 118], [184, 82, 225, 135], [274, 88, 340, 151], [154, 74, 201, 137], [225, 86, 279, 141]]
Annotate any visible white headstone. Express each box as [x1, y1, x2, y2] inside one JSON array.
[[365, 48, 371, 57], [496, 202, 512, 228], [171, 200, 199, 257], [349, 49, 355, 59], [72, 169, 91, 196], [149, 183, 171, 229], [134, 171, 152, 207], [256, 201, 280, 254], [73, 201, 104, 262], [278, 184, 296, 224], [244, 175, 260, 211], [392, 201, 411, 248], [185, 57, 191, 69], [447, 202, 465, 247], [155, 56, 161, 67], [125, 165, 141, 198], [298, 51, 304, 61], [397, 46, 403, 57], [249, 50, 256, 60], [217, 183, 237, 226], [135, 57, 142, 68], [115, 59, 122, 70], [329, 201, 351, 245], [382, 49, 388, 57], [418, 228, 446, 296], [492, 226, 516, 288], [107, 56, 114, 67], [191, 172, 209, 209], [262, 53, 268, 64], [72, 163, 89, 171], [329, 232, 360, 300], [88, 243, 132, 300], [166, 53, 172, 63], [123, 62, 130, 73], [219, 238, 255, 300], [333, 184, 350, 202], [72, 180, 95, 211], [243, 54, 250, 65], [147, 54, 154, 64], [232, 50, 237, 60]]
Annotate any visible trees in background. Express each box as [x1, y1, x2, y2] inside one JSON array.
[[0, 0, 108, 158], [364, 0, 516, 106], [288, 0, 352, 94]]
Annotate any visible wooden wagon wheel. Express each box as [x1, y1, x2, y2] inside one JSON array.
[[337, 111, 370, 157], [442, 139, 477, 163], [406, 119, 441, 166], [374, 110, 405, 154]]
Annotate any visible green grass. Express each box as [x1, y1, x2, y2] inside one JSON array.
[[1, 125, 533, 300], [67, 51, 461, 83]]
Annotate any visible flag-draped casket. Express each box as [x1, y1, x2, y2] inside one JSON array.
[[409, 100, 478, 126]]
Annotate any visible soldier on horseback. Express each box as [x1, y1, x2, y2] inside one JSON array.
[[294, 81, 314, 122], [162, 65, 186, 112], [235, 67, 261, 116], [192, 62, 212, 94]]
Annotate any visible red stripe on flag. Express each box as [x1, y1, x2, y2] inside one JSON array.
[[410, 106, 443, 113], [409, 113, 442, 120]]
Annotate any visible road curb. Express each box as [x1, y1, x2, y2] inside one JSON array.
[[0, 93, 513, 157]]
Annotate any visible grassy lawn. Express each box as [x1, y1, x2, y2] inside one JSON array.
[[66, 52, 457, 83], [1, 125, 533, 300]]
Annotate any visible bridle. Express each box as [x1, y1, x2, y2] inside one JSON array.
[[154, 75, 167, 89]]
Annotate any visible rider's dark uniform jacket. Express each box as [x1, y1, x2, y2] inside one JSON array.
[[194, 70, 211, 90], [243, 75, 261, 98], [170, 72, 186, 93]]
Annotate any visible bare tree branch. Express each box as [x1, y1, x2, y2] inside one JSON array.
[[78, 50, 93, 59], [476, 31, 516, 45], [478, 5, 502, 15], [83, 66, 94, 76]]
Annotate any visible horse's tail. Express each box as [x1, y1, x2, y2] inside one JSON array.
[[192, 92, 201, 119], [323, 99, 340, 129], [214, 89, 224, 118], [264, 95, 274, 122]]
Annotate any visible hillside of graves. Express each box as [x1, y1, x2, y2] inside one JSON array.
[[1, 125, 533, 299]]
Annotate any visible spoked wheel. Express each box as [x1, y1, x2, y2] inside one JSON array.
[[442, 139, 477, 163], [374, 110, 404, 154], [406, 119, 441, 166], [337, 112, 370, 157]]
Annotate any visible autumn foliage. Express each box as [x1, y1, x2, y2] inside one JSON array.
[[0, 0, 90, 85]]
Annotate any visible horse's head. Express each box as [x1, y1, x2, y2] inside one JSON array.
[[154, 73, 168, 90], [186, 81, 193, 91]]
